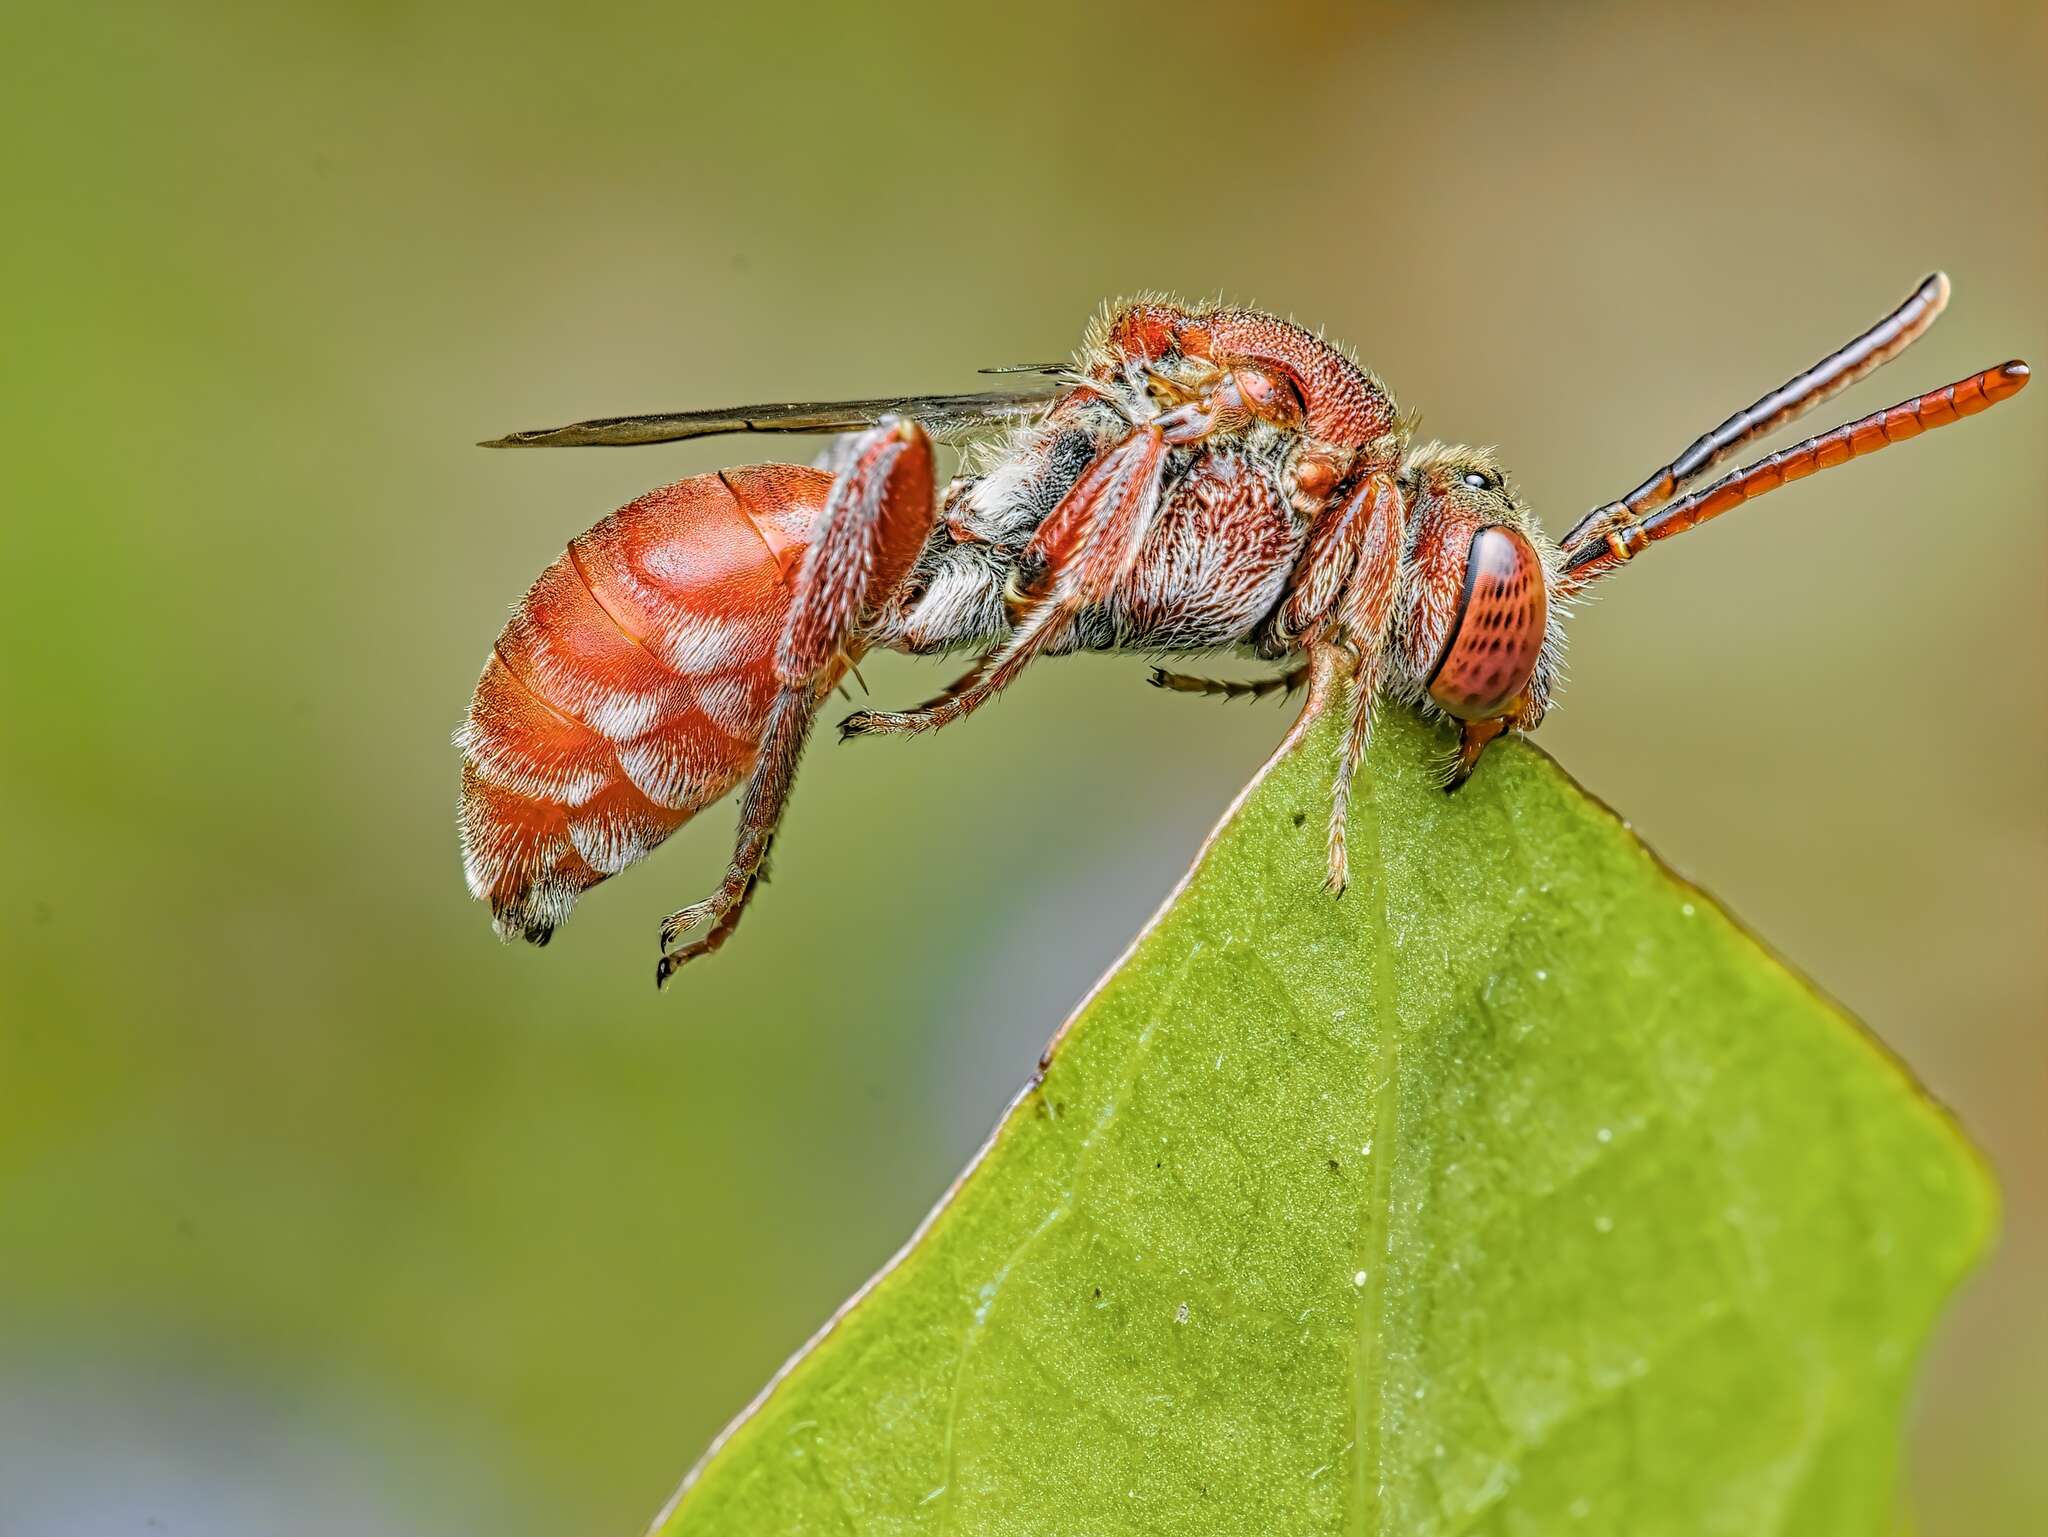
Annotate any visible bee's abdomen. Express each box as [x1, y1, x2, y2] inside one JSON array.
[[457, 467, 828, 943]]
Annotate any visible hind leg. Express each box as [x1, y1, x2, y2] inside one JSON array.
[[656, 421, 936, 987], [655, 687, 812, 988]]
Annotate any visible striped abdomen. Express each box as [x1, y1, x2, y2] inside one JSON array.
[[458, 465, 830, 943]]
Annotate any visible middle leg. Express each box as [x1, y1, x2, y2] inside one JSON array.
[[1147, 664, 1310, 701], [840, 423, 1168, 740]]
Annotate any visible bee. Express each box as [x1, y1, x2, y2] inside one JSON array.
[[457, 275, 2027, 987]]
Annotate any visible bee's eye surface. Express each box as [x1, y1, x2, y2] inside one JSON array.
[[1462, 469, 1497, 491], [1426, 524, 1547, 722]]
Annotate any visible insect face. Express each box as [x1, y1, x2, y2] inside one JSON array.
[[1397, 450, 1555, 725], [1376, 445, 1560, 753], [468, 275, 2027, 983]]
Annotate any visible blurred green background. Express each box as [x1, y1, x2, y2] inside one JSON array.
[[2, 2, 2041, 1533]]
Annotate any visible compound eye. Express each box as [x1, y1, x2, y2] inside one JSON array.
[[1426, 525, 1548, 722]]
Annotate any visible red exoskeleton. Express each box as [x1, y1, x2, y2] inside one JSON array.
[[457, 275, 2028, 987]]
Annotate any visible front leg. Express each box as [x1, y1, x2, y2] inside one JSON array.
[[1279, 470, 1407, 894]]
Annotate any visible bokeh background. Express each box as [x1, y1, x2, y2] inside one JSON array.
[[3, 2, 2042, 1532]]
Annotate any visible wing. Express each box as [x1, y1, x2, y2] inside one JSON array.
[[480, 388, 1062, 450]]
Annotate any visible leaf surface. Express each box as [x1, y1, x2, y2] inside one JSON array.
[[654, 707, 1993, 1536]]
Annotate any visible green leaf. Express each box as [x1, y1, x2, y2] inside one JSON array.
[[653, 706, 1994, 1536]]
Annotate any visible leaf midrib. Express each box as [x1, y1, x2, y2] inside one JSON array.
[[1350, 751, 1403, 1537]]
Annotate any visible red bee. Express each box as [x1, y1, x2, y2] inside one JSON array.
[[458, 275, 2027, 987]]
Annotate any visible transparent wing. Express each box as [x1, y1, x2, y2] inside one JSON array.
[[480, 387, 1062, 449]]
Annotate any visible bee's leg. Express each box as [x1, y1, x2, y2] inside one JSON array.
[[1266, 471, 1406, 894], [655, 854, 767, 975], [1147, 664, 1309, 701], [841, 424, 1168, 740], [658, 422, 937, 986], [656, 686, 814, 987]]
